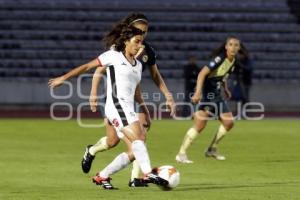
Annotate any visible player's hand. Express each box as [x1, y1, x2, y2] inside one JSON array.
[[166, 96, 176, 117], [144, 112, 152, 131], [48, 76, 65, 88], [135, 45, 145, 59], [191, 93, 201, 104], [89, 94, 98, 112], [225, 89, 232, 100]]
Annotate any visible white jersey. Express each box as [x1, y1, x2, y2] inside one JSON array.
[[98, 50, 142, 103], [97, 50, 142, 132]]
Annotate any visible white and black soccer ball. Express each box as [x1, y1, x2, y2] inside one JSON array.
[[156, 165, 180, 190]]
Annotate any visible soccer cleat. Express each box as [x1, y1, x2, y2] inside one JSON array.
[[144, 173, 169, 187], [81, 145, 95, 173], [175, 153, 194, 164], [92, 174, 116, 190], [128, 178, 149, 187], [205, 147, 226, 161]]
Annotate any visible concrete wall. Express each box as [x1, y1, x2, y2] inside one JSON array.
[[0, 78, 299, 112]]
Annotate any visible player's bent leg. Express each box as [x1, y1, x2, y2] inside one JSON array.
[[92, 132, 136, 190], [122, 122, 168, 187], [81, 120, 120, 174], [193, 110, 210, 132], [93, 147, 133, 190], [122, 134, 149, 187], [219, 112, 234, 131], [205, 112, 234, 161], [122, 122, 150, 175], [128, 113, 149, 187], [176, 110, 209, 164], [105, 120, 121, 148], [122, 121, 144, 141], [90, 119, 121, 154]]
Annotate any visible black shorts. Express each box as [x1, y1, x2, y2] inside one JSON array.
[[197, 99, 231, 116]]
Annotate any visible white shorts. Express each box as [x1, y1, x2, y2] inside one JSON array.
[[105, 98, 139, 138]]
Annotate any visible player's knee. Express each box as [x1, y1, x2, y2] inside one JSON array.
[[193, 113, 208, 132], [194, 126, 203, 133], [223, 121, 234, 131], [194, 121, 206, 132], [107, 138, 120, 148], [126, 152, 135, 161], [138, 131, 146, 141]]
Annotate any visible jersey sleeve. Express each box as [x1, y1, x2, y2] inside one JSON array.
[[97, 50, 113, 67], [207, 54, 224, 70], [144, 43, 156, 67]]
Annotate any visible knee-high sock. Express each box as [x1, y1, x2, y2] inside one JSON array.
[[130, 160, 141, 181], [99, 152, 131, 178], [209, 125, 228, 148], [131, 140, 152, 175], [89, 136, 109, 156], [178, 127, 198, 154]]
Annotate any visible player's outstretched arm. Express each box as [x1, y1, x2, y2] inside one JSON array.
[[89, 67, 106, 112], [48, 58, 101, 88], [149, 64, 176, 116], [191, 66, 211, 104]]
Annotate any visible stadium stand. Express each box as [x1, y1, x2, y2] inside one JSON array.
[[0, 0, 300, 80]]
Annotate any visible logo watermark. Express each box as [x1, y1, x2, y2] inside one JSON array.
[[50, 75, 265, 128]]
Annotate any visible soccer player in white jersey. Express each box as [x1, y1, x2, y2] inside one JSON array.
[[86, 13, 175, 187], [175, 36, 249, 163], [49, 25, 168, 189], [49, 13, 175, 187]]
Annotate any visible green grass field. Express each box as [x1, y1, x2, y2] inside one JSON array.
[[1, 119, 299, 200]]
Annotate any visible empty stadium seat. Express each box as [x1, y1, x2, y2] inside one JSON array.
[[0, 0, 300, 80]]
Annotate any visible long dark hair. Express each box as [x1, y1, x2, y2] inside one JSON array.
[[103, 13, 148, 49], [114, 26, 144, 52], [210, 36, 249, 61]]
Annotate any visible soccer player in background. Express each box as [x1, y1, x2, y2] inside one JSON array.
[[175, 36, 249, 163]]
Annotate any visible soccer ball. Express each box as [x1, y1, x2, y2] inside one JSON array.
[[156, 165, 180, 190]]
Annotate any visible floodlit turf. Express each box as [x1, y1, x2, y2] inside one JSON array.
[[0, 119, 299, 200]]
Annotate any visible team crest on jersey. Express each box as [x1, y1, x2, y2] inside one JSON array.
[[209, 61, 216, 67], [214, 56, 221, 63], [142, 55, 148, 63], [112, 118, 119, 127]]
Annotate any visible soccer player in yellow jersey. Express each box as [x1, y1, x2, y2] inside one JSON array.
[[176, 36, 249, 163]]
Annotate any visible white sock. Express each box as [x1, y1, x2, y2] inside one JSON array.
[[89, 136, 109, 156], [99, 152, 130, 178], [210, 125, 228, 148], [130, 160, 141, 181], [131, 140, 152, 175], [179, 127, 198, 154]]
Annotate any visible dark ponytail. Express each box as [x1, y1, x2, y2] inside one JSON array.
[[103, 12, 148, 49], [103, 22, 128, 49], [238, 42, 250, 61]]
